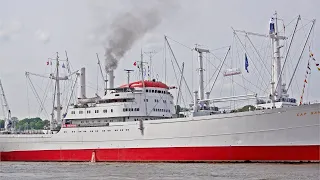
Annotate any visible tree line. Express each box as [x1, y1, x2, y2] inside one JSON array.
[[0, 117, 50, 130]]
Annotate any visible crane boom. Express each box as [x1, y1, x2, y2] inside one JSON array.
[[0, 79, 12, 132], [233, 29, 287, 40]]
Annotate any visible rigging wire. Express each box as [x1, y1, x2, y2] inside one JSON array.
[[25, 77, 30, 119], [165, 35, 268, 97], [26, 76, 50, 119], [165, 36, 193, 99], [232, 30, 270, 89], [274, 16, 300, 93], [287, 19, 315, 92], [246, 34, 272, 76], [209, 47, 231, 95]]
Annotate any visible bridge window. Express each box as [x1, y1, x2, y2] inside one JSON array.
[[95, 110, 99, 113], [111, 109, 113, 112], [103, 109, 107, 113], [71, 111, 75, 114], [79, 111, 83, 114], [87, 110, 91, 114]]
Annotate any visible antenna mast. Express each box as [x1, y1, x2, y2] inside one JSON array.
[[124, 69, 134, 87], [144, 50, 158, 80]]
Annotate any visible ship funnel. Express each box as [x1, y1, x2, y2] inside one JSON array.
[[78, 67, 86, 99], [108, 70, 115, 89]]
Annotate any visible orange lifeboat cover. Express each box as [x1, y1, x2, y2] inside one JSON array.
[[120, 80, 169, 89]]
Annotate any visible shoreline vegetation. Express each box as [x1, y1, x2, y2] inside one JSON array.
[[0, 117, 50, 131]]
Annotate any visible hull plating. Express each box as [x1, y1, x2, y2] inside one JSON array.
[[1, 104, 319, 162]]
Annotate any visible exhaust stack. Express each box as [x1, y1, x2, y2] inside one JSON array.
[[78, 67, 86, 99], [108, 70, 115, 89]]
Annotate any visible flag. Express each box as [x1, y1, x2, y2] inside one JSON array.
[[313, 58, 316, 61], [304, 79, 308, 83], [316, 63, 319, 66], [46, 61, 49, 65], [269, 17, 275, 34], [62, 63, 65, 68], [318, 67, 320, 71], [245, 53, 249, 73], [133, 62, 137, 66]]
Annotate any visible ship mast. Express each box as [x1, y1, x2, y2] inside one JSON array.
[[55, 53, 62, 126], [144, 50, 158, 80], [194, 47, 210, 100], [124, 69, 134, 88], [139, 49, 146, 135], [50, 52, 68, 130], [271, 12, 284, 104], [233, 12, 287, 106]]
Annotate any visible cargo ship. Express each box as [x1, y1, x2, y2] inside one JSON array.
[[0, 13, 319, 162]]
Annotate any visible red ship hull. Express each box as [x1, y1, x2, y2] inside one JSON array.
[[2, 145, 319, 162]]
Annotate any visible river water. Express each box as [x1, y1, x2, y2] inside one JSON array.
[[0, 162, 319, 180]]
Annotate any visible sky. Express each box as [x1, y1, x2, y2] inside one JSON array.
[[0, 0, 319, 119]]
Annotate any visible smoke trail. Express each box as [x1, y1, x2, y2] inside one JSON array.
[[104, 1, 176, 72]]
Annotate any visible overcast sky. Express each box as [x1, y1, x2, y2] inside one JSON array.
[[0, 0, 319, 119]]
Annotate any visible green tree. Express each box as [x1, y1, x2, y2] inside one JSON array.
[[35, 121, 44, 130], [15, 117, 47, 130], [238, 105, 256, 112], [0, 119, 4, 128]]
